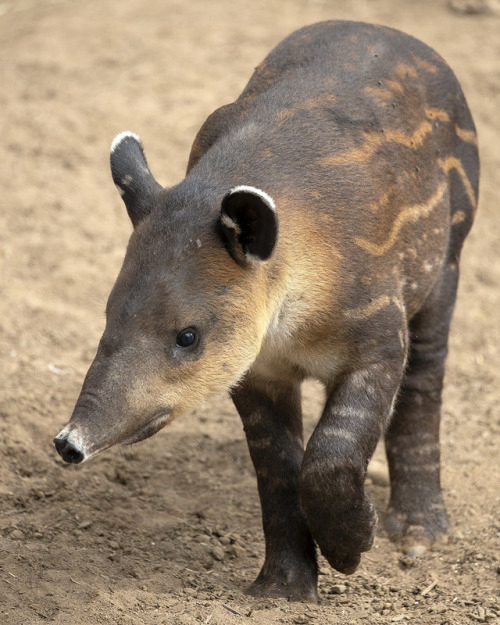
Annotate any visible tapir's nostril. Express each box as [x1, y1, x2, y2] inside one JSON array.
[[54, 436, 84, 464], [64, 445, 84, 463], [54, 436, 65, 455]]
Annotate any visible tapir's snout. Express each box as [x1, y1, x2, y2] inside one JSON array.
[[53, 429, 86, 464]]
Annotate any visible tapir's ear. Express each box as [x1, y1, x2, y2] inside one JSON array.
[[220, 186, 278, 266], [110, 131, 163, 227]]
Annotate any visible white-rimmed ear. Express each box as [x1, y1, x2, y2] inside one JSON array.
[[110, 131, 163, 227], [220, 185, 278, 266]]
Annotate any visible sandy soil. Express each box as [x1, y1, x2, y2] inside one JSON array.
[[1, 0, 499, 623]]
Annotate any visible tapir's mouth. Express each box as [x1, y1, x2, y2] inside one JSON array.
[[120, 410, 171, 446]]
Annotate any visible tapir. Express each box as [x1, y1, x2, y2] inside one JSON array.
[[54, 20, 479, 601]]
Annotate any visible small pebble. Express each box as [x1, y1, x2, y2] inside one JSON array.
[[10, 529, 25, 541], [399, 555, 418, 568], [330, 584, 347, 594], [211, 546, 225, 561], [109, 540, 120, 550], [230, 543, 245, 558]]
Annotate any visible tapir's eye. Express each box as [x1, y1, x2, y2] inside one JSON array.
[[176, 328, 197, 348]]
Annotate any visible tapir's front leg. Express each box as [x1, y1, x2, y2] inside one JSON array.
[[301, 343, 407, 575], [231, 377, 318, 602]]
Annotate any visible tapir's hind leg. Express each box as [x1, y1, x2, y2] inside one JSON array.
[[231, 377, 318, 602], [384, 131, 478, 555], [384, 261, 460, 555]]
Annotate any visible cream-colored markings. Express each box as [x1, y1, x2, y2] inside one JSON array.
[[344, 295, 391, 321], [302, 93, 337, 108], [413, 441, 440, 456], [355, 181, 447, 257], [318, 120, 433, 166], [438, 156, 477, 210], [451, 210, 466, 225], [395, 63, 418, 79], [300, 459, 332, 478], [425, 108, 450, 123], [247, 436, 273, 450], [364, 85, 393, 101], [369, 189, 391, 212], [383, 121, 433, 149], [301, 456, 365, 479], [244, 411, 265, 427], [430, 501, 447, 511], [455, 125, 478, 146], [411, 55, 439, 74], [387, 439, 439, 456], [274, 108, 295, 125], [189, 139, 204, 162], [402, 462, 440, 473], [320, 425, 357, 443], [333, 405, 373, 422], [386, 79, 404, 94], [274, 93, 337, 125], [391, 295, 406, 316]]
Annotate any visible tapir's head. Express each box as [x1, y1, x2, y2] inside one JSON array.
[[54, 132, 279, 463]]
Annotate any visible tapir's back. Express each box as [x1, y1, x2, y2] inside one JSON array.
[[188, 20, 479, 321]]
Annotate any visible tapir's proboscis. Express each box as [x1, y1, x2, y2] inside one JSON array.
[[54, 21, 479, 601]]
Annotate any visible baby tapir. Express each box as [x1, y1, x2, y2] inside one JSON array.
[[54, 20, 479, 601]]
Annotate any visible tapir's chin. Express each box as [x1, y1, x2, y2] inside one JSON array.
[[120, 410, 172, 446]]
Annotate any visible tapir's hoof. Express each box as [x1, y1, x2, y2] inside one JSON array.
[[399, 528, 448, 559], [304, 493, 378, 576], [319, 520, 376, 575], [403, 540, 430, 559], [384, 505, 449, 559], [245, 578, 318, 603], [324, 550, 362, 575], [245, 558, 319, 602]]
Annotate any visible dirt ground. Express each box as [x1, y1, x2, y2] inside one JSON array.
[[0, 0, 499, 623]]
